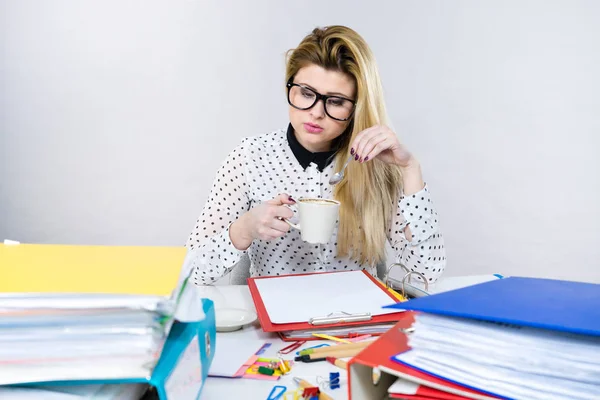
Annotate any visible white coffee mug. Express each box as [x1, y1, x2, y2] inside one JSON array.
[[283, 198, 340, 244]]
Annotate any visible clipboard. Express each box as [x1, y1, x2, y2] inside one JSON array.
[[247, 270, 406, 341]]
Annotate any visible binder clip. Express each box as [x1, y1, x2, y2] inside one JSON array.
[[302, 387, 319, 398], [278, 357, 291, 375], [316, 372, 341, 390], [329, 372, 340, 389]]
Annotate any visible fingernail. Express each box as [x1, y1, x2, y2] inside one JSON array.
[[354, 154, 359, 161], [364, 156, 369, 162], [288, 196, 296, 203], [350, 148, 355, 155], [359, 157, 363, 163]]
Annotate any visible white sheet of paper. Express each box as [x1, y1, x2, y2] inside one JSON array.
[[208, 336, 267, 377], [387, 378, 419, 395], [164, 334, 203, 400], [253, 271, 398, 324]]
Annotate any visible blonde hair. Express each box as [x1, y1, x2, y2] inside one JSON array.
[[285, 25, 403, 266]]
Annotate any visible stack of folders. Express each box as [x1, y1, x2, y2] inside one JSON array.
[[248, 270, 411, 341], [384, 277, 600, 400], [0, 293, 176, 386]]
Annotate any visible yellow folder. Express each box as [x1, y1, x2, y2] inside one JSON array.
[[0, 243, 187, 296]]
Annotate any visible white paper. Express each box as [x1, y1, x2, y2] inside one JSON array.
[[0, 388, 83, 400], [387, 378, 419, 395], [392, 314, 600, 400], [0, 359, 153, 385], [0, 384, 146, 400], [0, 293, 170, 313], [164, 334, 202, 400], [208, 336, 267, 377], [253, 271, 399, 324]]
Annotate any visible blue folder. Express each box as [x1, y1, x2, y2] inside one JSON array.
[[384, 276, 600, 337], [15, 298, 216, 400]]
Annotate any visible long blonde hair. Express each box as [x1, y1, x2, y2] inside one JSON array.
[[285, 25, 403, 266]]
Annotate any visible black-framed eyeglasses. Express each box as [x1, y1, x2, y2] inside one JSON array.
[[286, 82, 356, 121]]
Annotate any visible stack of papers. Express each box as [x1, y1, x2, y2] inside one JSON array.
[[385, 277, 600, 400], [395, 314, 600, 399], [281, 323, 396, 340], [249, 271, 406, 340], [0, 293, 176, 386]]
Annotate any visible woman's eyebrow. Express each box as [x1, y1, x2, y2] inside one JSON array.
[[297, 82, 352, 98]]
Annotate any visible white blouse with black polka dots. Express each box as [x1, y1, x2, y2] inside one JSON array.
[[187, 128, 446, 286]]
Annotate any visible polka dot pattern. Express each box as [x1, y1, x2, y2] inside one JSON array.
[[186, 128, 446, 286]]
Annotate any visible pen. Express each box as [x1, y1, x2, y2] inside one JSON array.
[[295, 347, 363, 361], [326, 356, 347, 370], [293, 377, 334, 400]]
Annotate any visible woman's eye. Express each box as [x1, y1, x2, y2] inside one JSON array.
[[300, 89, 315, 98]]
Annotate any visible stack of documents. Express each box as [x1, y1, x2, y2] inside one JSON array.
[[385, 277, 600, 400], [248, 270, 407, 341], [0, 293, 176, 386], [281, 323, 396, 340]]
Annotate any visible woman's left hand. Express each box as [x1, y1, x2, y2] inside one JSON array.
[[350, 125, 416, 168]]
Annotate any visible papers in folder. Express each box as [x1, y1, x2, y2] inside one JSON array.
[[253, 271, 399, 323], [387, 277, 600, 400], [0, 293, 176, 385], [248, 270, 405, 340]]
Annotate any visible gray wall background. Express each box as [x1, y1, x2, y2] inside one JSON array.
[[2, 0, 599, 283]]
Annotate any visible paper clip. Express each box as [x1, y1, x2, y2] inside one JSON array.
[[277, 340, 306, 355], [266, 385, 287, 400], [282, 388, 303, 400]]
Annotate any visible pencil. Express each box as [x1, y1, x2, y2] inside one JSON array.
[[326, 356, 347, 370], [297, 347, 363, 360], [311, 333, 352, 343], [299, 339, 374, 356], [294, 377, 334, 400]]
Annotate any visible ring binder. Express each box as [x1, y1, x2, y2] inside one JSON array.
[[385, 263, 429, 299], [308, 311, 372, 326]]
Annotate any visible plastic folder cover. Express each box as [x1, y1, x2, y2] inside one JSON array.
[[384, 276, 600, 337]]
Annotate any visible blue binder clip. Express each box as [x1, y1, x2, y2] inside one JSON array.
[[329, 372, 340, 389]]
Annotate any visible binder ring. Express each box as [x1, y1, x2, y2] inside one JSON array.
[[385, 263, 429, 298], [400, 271, 429, 298], [384, 262, 410, 289]]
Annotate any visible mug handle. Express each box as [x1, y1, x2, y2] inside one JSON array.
[[282, 204, 301, 230]]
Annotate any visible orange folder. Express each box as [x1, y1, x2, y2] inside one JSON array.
[[348, 317, 501, 400]]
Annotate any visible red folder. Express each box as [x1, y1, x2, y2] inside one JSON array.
[[348, 318, 501, 400], [247, 270, 407, 341]]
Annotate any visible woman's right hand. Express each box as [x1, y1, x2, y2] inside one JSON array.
[[230, 193, 296, 250]]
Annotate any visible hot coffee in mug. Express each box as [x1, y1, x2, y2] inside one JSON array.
[[283, 198, 340, 244]]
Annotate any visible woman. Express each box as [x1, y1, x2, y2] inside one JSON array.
[[186, 25, 446, 287]]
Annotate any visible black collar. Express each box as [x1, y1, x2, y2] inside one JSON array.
[[286, 124, 338, 172]]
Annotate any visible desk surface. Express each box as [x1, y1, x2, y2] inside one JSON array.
[[198, 275, 500, 400]]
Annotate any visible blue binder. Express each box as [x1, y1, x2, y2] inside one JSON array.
[[384, 276, 600, 336], [15, 298, 216, 400]]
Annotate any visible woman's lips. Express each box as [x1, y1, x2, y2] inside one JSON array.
[[304, 123, 323, 133]]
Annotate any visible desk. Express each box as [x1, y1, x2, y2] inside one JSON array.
[[197, 284, 346, 400], [197, 275, 499, 400]]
